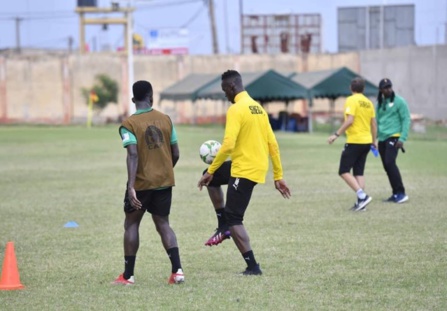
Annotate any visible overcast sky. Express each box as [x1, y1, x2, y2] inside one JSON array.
[[0, 0, 446, 54]]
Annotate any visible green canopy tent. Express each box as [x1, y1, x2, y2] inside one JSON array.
[[158, 73, 221, 124], [159, 70, 309, 130], [197, 69, 309, 131], [197, 69, 308, 102], [288, 67, 379, 132], [159, 73, 220, 102]]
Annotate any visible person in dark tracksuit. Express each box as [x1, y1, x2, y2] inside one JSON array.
[[376, 78, 411, 204]]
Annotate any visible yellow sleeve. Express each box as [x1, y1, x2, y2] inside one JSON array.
[[345, 97, 356, 116], [208, 106, 240, 174]]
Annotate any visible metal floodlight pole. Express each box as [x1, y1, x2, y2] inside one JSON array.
[[365, 7, 370, 49], [15, 17, 23, 54], [124, 0, 155, 115], [445, 0, 447, 44], [239, 0, 243, 54], [127, 0, 135, 115], [380, 3, 384, 49], [76, 2, 137, 115]]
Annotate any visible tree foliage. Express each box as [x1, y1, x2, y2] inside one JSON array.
[[82, 74, 119, 109]]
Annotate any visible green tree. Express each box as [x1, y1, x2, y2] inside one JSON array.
[[82, 74, 119, 110]]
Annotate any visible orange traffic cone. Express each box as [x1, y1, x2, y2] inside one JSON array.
[[0, 242, 24, 290]]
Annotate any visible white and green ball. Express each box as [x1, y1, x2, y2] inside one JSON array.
[[199, 140, 221, 164]]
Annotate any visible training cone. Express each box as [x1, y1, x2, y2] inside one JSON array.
[[0, 242, 24, 290]]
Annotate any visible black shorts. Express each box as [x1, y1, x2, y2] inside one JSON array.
[[225, 177, 257, 226], [202, 161, 232, 187], [123, 187, 172, 216], [338, 143, 370, 176]]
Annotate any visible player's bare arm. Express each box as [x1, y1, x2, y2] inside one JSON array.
[[328, 114, 354, 144], [126, 144, 142, 209]]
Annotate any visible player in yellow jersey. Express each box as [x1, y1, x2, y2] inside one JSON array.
[[198, 70, 291, 275], [328, 77, 377, 211]]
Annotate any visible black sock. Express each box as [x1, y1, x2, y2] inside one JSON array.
[[242, 250, 257, 269], [216, 208, 226, 228], [123, 256, 136, 279], [167, 247, 182, 273]]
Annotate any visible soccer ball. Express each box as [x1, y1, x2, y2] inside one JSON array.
[[199, 140, 221, 164]]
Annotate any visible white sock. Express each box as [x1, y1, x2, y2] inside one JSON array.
[[356, 189, 366, 199]]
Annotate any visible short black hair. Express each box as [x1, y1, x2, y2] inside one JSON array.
[[351, 77, 365, 93], [221, 70, 241, 81], [132, 80, 153, 101]]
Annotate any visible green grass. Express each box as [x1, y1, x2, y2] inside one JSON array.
[[0, 125, 446, 311]]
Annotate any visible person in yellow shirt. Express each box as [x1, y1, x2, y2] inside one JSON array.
[[328, 77, 377, 211], [197, 70, 291, 275]]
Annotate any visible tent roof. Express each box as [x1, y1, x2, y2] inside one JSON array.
[[197, 69, 308, 102], [159, 73, 220, 102], [289, 67, 378, 99], [159, 68, 377, 103]]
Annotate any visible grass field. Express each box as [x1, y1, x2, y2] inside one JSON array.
[[0, 125, 446, 311]]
